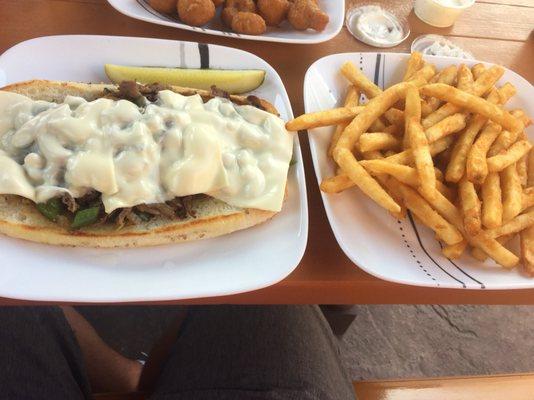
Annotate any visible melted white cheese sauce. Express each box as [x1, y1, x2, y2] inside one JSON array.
[[0, 90, 293, 212]]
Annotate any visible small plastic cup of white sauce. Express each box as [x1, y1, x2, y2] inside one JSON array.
[[346, 5, 410, 48], [414, 0, 475, 28]]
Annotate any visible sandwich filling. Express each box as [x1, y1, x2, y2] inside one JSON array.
[[0, 84, 293, 229]]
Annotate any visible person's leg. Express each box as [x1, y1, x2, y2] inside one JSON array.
[[150, 305, 355, 400], [0, 306, 91, 400], [62, 306, 143, 393]]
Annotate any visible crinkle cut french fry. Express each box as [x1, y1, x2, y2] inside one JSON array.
[[285, 106, 363, 131], [459, 176, 482, 236], [501, 163, 523, 223], [487, 140, 532, 173], [420, 84, 524, 134], [466, 121, 502, 184], [340, 61, 382, 99], [328, 85, 360, 156], [335, 148, 401, 214], [425, 113, 467, 143], [481, 172, 503, 229], [487, 209, 534, 239], [397, 180, 463, 245]]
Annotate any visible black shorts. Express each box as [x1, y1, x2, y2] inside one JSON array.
[[0, 306, 355, 400]]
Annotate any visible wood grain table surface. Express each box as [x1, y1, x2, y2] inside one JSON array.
[[0, 0, 533, 304]]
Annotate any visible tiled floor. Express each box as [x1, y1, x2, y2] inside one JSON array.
[[77, 305, 534, 380]]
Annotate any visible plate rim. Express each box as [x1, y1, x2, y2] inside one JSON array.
[[304, 51, 534, 290], [0, 34, 309, 302]]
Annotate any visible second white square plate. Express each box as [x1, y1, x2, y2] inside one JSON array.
[[0, 35, 308, 302], [305, 52, 533, 290]]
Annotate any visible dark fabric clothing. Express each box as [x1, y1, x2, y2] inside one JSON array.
[[0, 307, 90, 400], [151, 306, 355, 400], [0, 306, 355, 400]]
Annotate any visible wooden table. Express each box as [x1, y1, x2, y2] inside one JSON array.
[[0, 0, 533, 304]]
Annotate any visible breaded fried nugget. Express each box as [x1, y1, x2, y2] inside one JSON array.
[[288, 0, 329, 31], [258, 0, 290, 26], [148, 0, 177, 14], [221, 0, 256, 27], [177, 0, 215, 26], [231, 11, 267, 35]]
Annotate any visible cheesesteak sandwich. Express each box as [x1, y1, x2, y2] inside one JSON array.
[[0, 80, 293, 247]]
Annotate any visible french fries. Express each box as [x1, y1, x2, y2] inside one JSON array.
[[286, 54, 532, 273]]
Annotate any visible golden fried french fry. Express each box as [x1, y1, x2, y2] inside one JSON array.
[[335, 148, 401, 214], [466, 121, 502, 184], [359, 132, 400, 152], [407, 85, 436, 200], [421, 66, 504, 128], [457, 64, 474, 92], [420, 84, 524, 134], [328, 86, 360, 156], [397, 181, 463, 245], [487, 140, 532, 173], [517, 154, 528, 187], [403, 52, 424, 81], [470, 230, 519, 268], [425, 113, 467, 143], [528, 148, 534, 187], [521, 225, 534, 275], [511, 109, 533, 127], [436, 180, 455, 202], [285, 106, 363, 131], [487, 209, 534, 238], [445, 85, 516, 183], [522, 187, 534, 211], [481, 172, 503, 229], [470, 234, 513, 262], [404, 82, 422, 147], [335, 83, 410, 152], [368, 118, 387, 133], [423, 65, 458, 116], [360, 160, 420, 186], [384, 136, 454, 166], [471, 63, 486, 80], [459, 176, 482, 236], [384, 108, 405, 128], [442, 240, 467, 259], [409, 63, 437, 84], [502, 163, 523, 222], [340, 61, 382, 99], [320, 174, 354, 193]]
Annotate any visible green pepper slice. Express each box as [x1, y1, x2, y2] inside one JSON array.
[[71, 206, 100, 230], [36, 198, 62, 222]]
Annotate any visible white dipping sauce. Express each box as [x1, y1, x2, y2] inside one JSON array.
[[348, 5, 405, 47]]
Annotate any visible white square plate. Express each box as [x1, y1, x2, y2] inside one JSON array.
[[305, 52, 533, 290], [0, 35, 308, 302], [107, 0, 344, 44]]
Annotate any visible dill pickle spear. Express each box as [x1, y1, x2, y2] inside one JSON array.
[[104, 64, 266, 94]]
